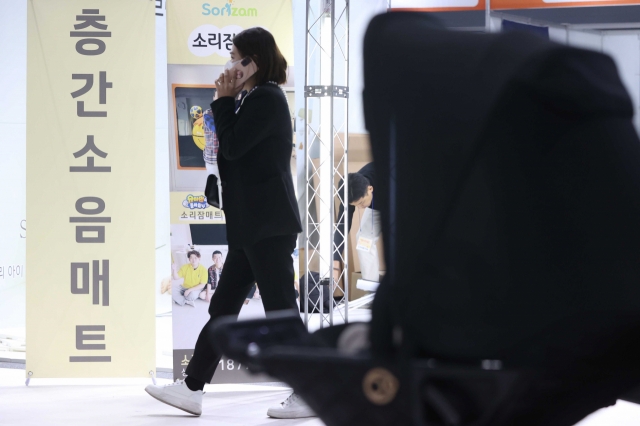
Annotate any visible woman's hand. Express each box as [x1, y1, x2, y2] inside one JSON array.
[[215, 69, 244, 100]]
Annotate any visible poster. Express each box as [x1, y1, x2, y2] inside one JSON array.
[[167, 221, 301, 382], [167, 199, 276, 382], [26, 0, 156, 378], [172, 85, 217, 170], [165, 0, 298, 383]]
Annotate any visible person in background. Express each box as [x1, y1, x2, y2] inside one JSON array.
[[171, 250, 208, 308], [200, 250, 224, 303], [146, 27, 305, 419], [332, 163, 376, 286]]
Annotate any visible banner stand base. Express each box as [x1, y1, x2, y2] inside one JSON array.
[[25, 371, 32, 386]]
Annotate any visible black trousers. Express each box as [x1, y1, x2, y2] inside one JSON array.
[[185, 233, 300, 383]]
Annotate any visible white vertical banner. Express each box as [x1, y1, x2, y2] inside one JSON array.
[[26, 0, 156, 378]]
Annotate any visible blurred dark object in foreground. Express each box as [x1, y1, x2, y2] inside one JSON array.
[[212, 11, 640, 426]]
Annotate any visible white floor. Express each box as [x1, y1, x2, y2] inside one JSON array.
[[2, 366, 640, 426], [3, 282, 640, 425], [0, 368, 323, 426]]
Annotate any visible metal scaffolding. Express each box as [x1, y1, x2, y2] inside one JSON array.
[[303, 0, 350, 328]]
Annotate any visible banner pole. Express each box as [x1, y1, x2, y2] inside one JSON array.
[[486, 0, 492, 32]]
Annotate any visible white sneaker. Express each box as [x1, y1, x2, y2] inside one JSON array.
[[145, 379, 203, 416], [267, 393, 316, 419]]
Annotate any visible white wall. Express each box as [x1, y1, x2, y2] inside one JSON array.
[[0, 0, 27, 332], [549, 27, 604, 52], [348, 0, 389, 134], [0, 0, 27, 292]]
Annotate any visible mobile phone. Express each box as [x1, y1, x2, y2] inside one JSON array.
[[231, 57, 258, 88]]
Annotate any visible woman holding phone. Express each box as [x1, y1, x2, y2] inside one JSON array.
[[145, 28, 312, 419]]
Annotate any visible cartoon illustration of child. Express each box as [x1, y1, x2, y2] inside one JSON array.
[[190, 105, 205, 150]]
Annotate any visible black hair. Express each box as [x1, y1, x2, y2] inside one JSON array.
[[187, 250, 201, 259], [348, 173, 371, 204], [233, 27, 287, 85], [212, 250, 222, 257]]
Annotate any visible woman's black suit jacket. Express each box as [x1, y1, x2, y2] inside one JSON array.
[[211, 83, 301, 249]]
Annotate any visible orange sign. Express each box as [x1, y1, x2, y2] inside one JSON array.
[[492, 0, 640, 9], [391, 0, 486, 12]]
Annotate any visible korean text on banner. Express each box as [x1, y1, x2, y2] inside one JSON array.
[[26, 0, 156, 378], [167, 0, 294, 65]]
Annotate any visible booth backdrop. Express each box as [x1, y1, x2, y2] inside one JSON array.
[[165, 0, 295, 383]]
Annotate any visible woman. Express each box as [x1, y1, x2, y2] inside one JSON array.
[[145, 28, 311, 418]]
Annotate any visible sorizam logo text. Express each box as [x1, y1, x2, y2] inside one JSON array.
[[202, 2, 257, 17]]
